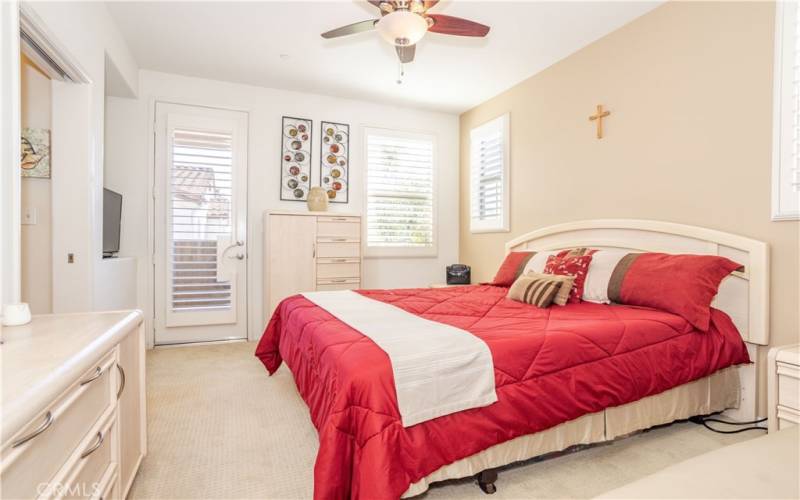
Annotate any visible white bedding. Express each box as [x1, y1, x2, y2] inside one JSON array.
[[302, 290, 497, 427]]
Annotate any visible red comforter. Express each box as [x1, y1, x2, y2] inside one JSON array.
[[255, 285, 749, 500]]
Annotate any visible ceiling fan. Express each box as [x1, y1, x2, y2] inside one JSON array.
[[321, 0, 490, 65]]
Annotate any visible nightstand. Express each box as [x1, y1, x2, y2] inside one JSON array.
[[430, 283, 471, 288], [768, 343, 800, 432]]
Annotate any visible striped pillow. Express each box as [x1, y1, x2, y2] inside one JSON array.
[[507, 273, 565, 308]]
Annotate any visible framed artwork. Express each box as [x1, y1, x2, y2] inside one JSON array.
[[280, 116, 312, 201], [319, 121, 349, 203], [20, 128, 51, 178]]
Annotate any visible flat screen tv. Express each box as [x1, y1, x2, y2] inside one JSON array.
[[103, 188, 122, 257]]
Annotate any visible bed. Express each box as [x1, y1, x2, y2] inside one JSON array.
[[256, 219, 769, 500]]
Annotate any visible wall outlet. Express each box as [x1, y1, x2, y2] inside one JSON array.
[[21, 207, 37, 225]]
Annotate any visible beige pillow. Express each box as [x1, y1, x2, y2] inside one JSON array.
[[527, 271, 575, 306], [508, 273, 568, 308]]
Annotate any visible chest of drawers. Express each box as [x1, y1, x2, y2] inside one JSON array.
[[768, 344, 800, 432], [265, 211, 363, 315]]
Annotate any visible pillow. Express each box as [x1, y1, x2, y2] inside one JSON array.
[[507, 273, 564, 308], [544, 253, 593, 303], [521, 248, 593, 275], [491, 251, 536, 286], [526, 271, 575, 306], [606, 252, 742, 331], [582, 250, 631, 303]]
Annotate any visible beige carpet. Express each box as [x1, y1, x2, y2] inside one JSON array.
[[129, 341, 756, 500]]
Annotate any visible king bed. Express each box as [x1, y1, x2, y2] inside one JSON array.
[[256, 219, 769, 500]]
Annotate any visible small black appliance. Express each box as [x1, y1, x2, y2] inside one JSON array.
[[446, 264, 471, 285]]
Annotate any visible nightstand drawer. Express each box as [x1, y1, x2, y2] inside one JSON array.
[[777, 361, 800, 410], [317, 278, 359, 291]]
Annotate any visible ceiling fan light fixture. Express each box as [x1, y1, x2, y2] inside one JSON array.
[[375, 10, 428, 46]]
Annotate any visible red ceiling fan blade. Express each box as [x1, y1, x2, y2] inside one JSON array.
[[321, 19, 378, 39], [396, 44, 416, 63], [427, 14, 490, 37]]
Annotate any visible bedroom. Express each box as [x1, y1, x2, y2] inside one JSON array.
[[0, 0, 798, 499]]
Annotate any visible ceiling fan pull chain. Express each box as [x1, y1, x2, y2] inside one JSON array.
[[396, 62, 405, 85]]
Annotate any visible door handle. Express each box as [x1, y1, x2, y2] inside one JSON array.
[[233, 253, 245, 260]]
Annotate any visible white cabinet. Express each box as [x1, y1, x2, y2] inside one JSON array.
[[768, 344, 800, 432], [0, 311, 146, 500], [265, 212, 362, 316]]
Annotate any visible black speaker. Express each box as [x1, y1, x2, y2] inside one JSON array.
[[446, 264, 471, 285]]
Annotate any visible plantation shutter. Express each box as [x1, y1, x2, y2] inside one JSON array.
[[470, 114, 509, 232], [169, 128, 234, 312], [774, 2, 800, 219], [366, 131, 435, 251]]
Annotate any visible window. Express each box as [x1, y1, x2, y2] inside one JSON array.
[[365, 128, 436, 257], [773, 2, 800, 220], [470, 113, 510, 232]]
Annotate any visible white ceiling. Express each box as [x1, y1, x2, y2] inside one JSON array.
[[106, 1, 661, 113]]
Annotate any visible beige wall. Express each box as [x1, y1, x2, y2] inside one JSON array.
[[459, 2, 799, 412], [20, 54, 52, 314]]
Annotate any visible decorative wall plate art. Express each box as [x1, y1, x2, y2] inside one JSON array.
[[280, 116, 312, 201], [319, 121, 349, 203], [20, 128, 51, 178]]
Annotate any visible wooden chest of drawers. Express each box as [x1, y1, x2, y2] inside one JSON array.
[[768, 344, 800, 432], [265, 211, 363, 315]]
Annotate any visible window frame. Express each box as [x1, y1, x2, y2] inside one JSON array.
[[772, 1, 800, 221], [363, 126, 438, 259], [470, 113, 510, 233]]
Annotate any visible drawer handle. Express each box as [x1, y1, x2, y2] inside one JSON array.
[[12, 411, 53, 448], [80, 431, 104, 459], [332, 238, 347, 242], [331, 279, 347, 283], [116, 363, 126, 400], [334, 259, 348, 263], [332, 217, 348, 221], [80, 366, 104, 386]]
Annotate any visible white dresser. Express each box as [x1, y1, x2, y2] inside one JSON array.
[[1, 311, 146, 499], [265, 211, 362, 315], [768, 343, 800, 432]]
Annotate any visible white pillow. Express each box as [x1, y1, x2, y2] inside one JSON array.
[[582, 250, 630, 303], [522, 251, 557, 275]]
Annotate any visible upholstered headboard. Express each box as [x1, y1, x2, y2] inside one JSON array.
[[505, 219, 769, 346]]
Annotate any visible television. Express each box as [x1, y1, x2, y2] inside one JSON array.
[[103, 188, 122, 258]]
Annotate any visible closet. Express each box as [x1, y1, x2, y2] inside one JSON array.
[[264, 211, 362, 316]]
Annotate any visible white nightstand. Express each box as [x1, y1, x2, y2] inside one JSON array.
[[430, 283, 471, 288], [768, 344, 800, 432]]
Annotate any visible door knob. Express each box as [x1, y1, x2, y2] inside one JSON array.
[[234, 253, 245, 260]]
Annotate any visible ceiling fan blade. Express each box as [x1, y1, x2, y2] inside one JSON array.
[[422, 0, 439, 11], [427, 14, 490, 37], [396, 44, 416, 63], [321, 19, 378, 39]]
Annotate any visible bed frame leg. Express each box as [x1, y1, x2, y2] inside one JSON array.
[[476, 469, 498, 494]]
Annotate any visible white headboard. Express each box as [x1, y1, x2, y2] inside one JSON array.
[[505, 219, 769, 346]]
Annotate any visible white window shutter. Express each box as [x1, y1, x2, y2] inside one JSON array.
[[470, 113, 510, 232], [366, 129, 436, 256], [773, 1, 800, 220]]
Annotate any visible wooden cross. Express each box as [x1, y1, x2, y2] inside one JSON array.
[[589, 104, 611, 139]]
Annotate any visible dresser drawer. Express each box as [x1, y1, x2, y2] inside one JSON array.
[[317, 259, 360, 279], [777, 361, 800, 410], [1, 350, 116, 500], [57, 413, 117, 500], [317, 278, 360, 291], [317, 218, 360, 240], [316, 241, 360, 258]]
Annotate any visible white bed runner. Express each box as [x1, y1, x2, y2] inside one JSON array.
[[302, 290, 497, 427]]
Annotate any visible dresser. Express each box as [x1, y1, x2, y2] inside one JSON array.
[[265, 211, 362, 315], [1, 311, 146, 499], [768, 343, 800, 432]]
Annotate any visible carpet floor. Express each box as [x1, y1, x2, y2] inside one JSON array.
[[129, 341, 756, 500]]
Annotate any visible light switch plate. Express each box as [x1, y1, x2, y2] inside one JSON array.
[[21, 207, 37, 225]]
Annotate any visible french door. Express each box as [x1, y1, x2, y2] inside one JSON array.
[[154, 103, 248, 345]]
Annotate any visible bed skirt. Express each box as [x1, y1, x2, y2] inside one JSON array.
[[402, 366, 740, 497]]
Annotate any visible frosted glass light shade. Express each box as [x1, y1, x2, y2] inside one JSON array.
[[375, 10, 428, 46]]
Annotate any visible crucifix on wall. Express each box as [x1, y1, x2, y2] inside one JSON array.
[[589, 104, 611, 139]]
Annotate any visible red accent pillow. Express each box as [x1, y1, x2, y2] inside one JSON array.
[[491, 252, 535, 287], [616, 253, 742, 331], [544, 254, 593, 303]]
